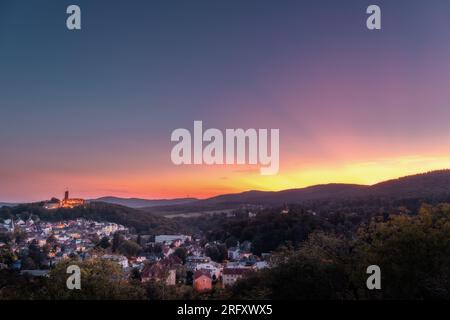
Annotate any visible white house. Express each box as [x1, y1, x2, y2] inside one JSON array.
[[222, 268, 251, 286], [155, 235, 191, 244], [193, 262, 222, 280], [101, 254, 129, 269], [227, 247, 240, 261], [255, 261, 269, 269]]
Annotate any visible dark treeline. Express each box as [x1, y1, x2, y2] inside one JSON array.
[[186, 204, 391, 255], [230, 203, 450, 300]]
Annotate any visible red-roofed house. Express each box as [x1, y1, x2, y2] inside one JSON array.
[[193, 269, 212, 292]]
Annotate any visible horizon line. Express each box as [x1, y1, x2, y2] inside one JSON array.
[[2, 168, 449, 204]]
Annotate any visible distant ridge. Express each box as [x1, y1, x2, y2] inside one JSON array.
[[199, 169, 450, 205], [4, 170, 450, 212], [0, 202, 18, 208], [89, 196, 198, 208], [200, 183, 368, 205], [144, 169, 450, 215]]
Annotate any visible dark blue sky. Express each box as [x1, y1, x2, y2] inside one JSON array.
[[1, 1, 450, 201]]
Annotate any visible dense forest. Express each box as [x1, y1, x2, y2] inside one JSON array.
[[197, 208, 360, 255], [230, 203, 450, 300], [182, 201, 413, 256]]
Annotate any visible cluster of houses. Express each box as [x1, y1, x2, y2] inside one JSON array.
[[134, 237, 270, 292], [0, 217, 128, 272], [0, 217, 270, 292]]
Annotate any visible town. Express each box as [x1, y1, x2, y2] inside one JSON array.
[[0, 214, 270, 292]]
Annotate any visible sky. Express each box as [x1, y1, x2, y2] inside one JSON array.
[[1, 0, 450, 202]]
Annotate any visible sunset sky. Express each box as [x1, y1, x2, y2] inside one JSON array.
[[1, 0, 450, 202]]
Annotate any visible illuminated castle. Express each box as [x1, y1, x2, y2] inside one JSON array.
[[60, 190, 85, 208], [44, 190, 85, 209]]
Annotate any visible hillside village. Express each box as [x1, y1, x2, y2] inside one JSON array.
[[0, 216, 270, 292]]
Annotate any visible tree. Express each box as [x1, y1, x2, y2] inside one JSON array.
[[118, 240, 142, 257], [22, 257, 37, 270], [137, 234, 142, 245], [46, 259, 146, 300], [205, 244, 227, 262], [0, 270, 48, 300], [98, 236, 110, 249], [358, 203, 450, 299], [173, 247, 187, 263], [28, 239, 44, 267], [225, 236, 238, 248], [0, 246, 16, 265], [112, 233, 124, 253], [13, 230, 27, 244], [130, 267, 141, 281]]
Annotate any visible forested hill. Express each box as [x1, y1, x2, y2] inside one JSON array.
[[0, 202, 186, 234], [144, 170, 450, 214], [206, 170, 450, 204], [370, 169, 450, 197], [89, 197, 197, 208]]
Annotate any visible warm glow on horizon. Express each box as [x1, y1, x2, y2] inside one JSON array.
[[236, 154, 450, 193], [7, 154, 449, 203]]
